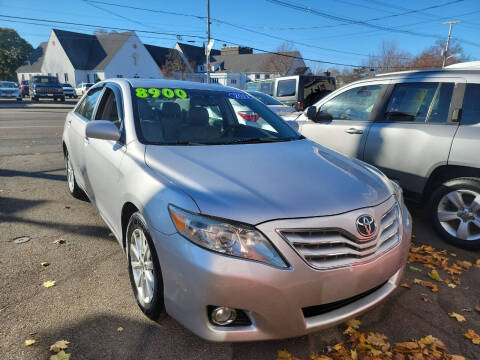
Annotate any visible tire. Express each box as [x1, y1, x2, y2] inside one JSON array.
[[429, 177, 480, 249], [126, 212, 166, 321], [65, 151, 85, 199]]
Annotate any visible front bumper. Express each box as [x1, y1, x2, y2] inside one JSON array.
[[150, 200, 412, 342]]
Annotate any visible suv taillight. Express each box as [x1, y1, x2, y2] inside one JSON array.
[[237, 111, 260, 122]]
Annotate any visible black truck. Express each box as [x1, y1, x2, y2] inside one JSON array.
[[31, 75, 65, 102]]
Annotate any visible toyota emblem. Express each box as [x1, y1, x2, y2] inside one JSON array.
[[356, 215, 376, 237]]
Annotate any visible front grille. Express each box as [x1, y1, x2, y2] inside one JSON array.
[[302, 281, 387, 318], [280, 203, 401, 269]]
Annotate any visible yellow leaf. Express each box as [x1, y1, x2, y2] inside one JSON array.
[[277, 350, 293, 360], [366, 332, 387, 347], [394, 342, 420, 353], [346, 318, 361, 329], [24, 339, 36, 346], [428, 270, 443, 282], [419, 335, 437, 345], [332, 343, 343, 351], [50, 351, 71, 360], [310, 355, 332, 360], [350, 349, 358, 360], [50, 340, 69, 352], [448, 283, 457, 288], [464, 329, 480, 345], [413, 278, 422, 284], [448, 312, 466, 322], [450, 356, 467, 360], [40, 262, 50, 267], [43, 280, 56, 288], [117, 326, 124, 332]]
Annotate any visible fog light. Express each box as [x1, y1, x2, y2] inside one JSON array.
[[211, 306, 237, 326]]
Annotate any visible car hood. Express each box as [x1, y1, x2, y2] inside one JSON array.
[[145, 139, 392, 224], [0, 87, 18, 91], [268, 105, 296, 114]]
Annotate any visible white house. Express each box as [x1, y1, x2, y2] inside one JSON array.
[[17, 29, 163, 86]]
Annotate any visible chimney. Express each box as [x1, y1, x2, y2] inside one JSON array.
[[220, 46, 253, 55]]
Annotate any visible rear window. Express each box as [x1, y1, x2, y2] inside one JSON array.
[[276, 79, 296, 97], [249, 92, 283, 105], [461, 84, 480, 125], [33, 76, 59, 84]]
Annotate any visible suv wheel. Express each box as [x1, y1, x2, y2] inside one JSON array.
[[65, 151, 85, 199], [430, 177, 480, 249], [126, 212, 166, 321]]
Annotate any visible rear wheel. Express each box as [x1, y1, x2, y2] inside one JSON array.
[[65, 151, 85, 199], [430, 177, 480, 249], [126, 212, 166, 320]]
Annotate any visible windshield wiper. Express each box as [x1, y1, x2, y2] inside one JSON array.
[[224, 137, 299, 144]]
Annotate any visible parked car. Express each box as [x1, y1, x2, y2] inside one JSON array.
[[247, 90, 299, 118], [246, 74, 336, 111], [30, 75, 64, 101], [19, 80, 29, 97], [0, 81, 22, 101], [62, 83, 77, 98], [63, 79, 411, 341], [298, 66, 480, 249], [76, 82, 93, 96]]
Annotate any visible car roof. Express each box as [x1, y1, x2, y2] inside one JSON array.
[[375, 67, 480, 79], [121, 78, 238, 92]]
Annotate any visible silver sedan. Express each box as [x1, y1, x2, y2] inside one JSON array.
[[62, 79, 412, 341]]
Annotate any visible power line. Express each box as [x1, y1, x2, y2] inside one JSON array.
[[0, 14, 371, 68]]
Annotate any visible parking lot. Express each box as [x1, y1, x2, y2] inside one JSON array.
[[0, 103, 479, 360]]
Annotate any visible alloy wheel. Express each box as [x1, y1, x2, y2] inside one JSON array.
[[66, 155, 75, 193], [129, 228, 155, 306], [437, 189, 480, 241]]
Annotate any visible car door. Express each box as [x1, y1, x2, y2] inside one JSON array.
[[83, 84, 126, 232], [298, 82, 387, 159], [66, 85, 104, 191], [363, 79, 464, 195]]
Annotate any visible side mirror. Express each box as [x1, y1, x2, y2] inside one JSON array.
[[304, 106, 317, 120], [315, 111, 333, 122], [85, 120, 121, 141]]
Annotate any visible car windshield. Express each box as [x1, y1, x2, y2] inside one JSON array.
[[248, 91, 283, 106], [63, 83, 72, 87], [33, 76, 58, 84], [0, 82, 17, 88], [134, 88, 301, 145]]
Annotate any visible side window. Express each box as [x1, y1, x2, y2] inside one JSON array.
[[95, 88, 122, 130], [384, 82, 438, 122], [276, 79, 296, 97], [428, 83, 454, 123], [461, 84, 480, 125], [76, 88, 103, 120], [319, 85, 382, 121]]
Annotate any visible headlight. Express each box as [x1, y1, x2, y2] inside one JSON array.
[[390, 180, 404, 210], [169, 205, 287, 268]]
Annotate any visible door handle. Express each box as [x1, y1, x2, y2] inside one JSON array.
[[345, 128, 363, 134]]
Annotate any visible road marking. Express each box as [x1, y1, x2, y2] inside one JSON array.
[[0, 125, 64, 129]]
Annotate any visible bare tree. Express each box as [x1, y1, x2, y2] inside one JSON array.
[[161, 50, 193, 80], [366, 41, 412, 74], [264, 42, 298, 76], [410, 39, 468, 69]]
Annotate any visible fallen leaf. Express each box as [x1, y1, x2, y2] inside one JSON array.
[[40, 262, 50, 267], [409, 266, 423, 272], [456, 260, 472, 270], [366, 332, 387, 347], [400, 283, 411, 289], [50, 351, 71, 360], [53, 239, 65, 245], [310, 355, 333, 360], [117, 326, 124, 332], [463, 307, 472, 312], [475, 306, 480, 313], [394, 341, 420, 353], [276, 350, 300, 360], [43, 280, 56, 288], [448, 283, 457, 288], [14, 236, 30, 244], [464, 329, 480, 345], [24, 339, 36, 346], [450, 356, 467, 360], [475, 258, 480, 267], [29, 332, 37, 336], [64, 205, 70, 209], [428, 270, 443, 282], [422, 297, 431, 303], [450, 253, 457, 257], [448, 312, 466, 322], [346, 318, 361, 329], [50, 340, 69, 352]]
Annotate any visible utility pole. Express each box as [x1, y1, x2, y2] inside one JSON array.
[[442, 20, 460, 67], [206, 0, 211, 84]]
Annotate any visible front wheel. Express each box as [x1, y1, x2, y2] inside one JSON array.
[[65, 151, 85, 199], [126, 212, 166, 321], [430, 177, 480, 249]]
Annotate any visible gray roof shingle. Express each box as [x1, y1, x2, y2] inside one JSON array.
[[16, 42, 47, 73], [210, 51, 300, 73]]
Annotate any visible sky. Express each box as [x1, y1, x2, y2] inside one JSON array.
[[1, 0, 479, 71]]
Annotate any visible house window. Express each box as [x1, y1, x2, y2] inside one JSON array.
[[87, 74, 90, 83], [230, 79, 237, 84], [21, 74, 25, 81], [64, 73, 68, 82], [116, 74, 123, 78], [94, 74, 100, 82], [211, 78, 219, 84], [255, 74, 260, 79]]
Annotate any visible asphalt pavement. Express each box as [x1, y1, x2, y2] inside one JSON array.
[[0, 106, 479, 360]]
